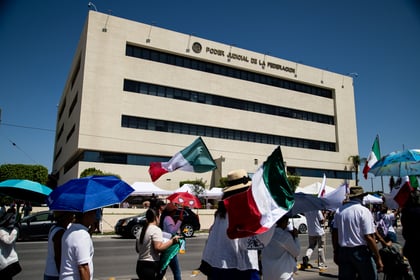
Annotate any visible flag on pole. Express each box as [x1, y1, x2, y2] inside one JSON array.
[[391, 176, 413, 207], [363, 135, 381, 179], [223, 146, 294, 239], [148, 137, 217, 182], [409, 175, 419, 188], [318, 173, 327, 198]]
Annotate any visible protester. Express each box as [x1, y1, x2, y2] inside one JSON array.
[[60, 210, 96, 280], [44, 211, 74, 280], [135, 208, 180, 280], [401, 189, 420, 279], [302, 210, 326, 269], [200, 169, 260, 280], [332, 186, 383, 280], [155, 200, 166, 216], [375, 204, 399, 243], [21, 201, 32, 217], [0, 212, 21, 280], [261, 214, 300, 280], [160, 202, 183, 280], [91, 208, 103, 234]]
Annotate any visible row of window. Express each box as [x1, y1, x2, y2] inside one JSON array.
[[287, 167, 351, 180], [64, 150, 351, 180], [121, 115, 336, 152], [126, 44, 333, 99], [124, 79, 335, 125]]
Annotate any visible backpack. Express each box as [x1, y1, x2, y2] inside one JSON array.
[[379, 245, 413, 280]]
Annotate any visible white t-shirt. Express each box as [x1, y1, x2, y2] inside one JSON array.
[[262, 226, 300, 280], [304, 210, 325, 236], [60, 223, 94, 280], [0, 227, 19, 270], [333, 200, 376, 247], [136, 224, 163, 262]]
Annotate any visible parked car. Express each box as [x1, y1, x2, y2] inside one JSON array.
[[18, 210, 55, 241], [290, 213, 308, 234], [114, 207, 200, 238]]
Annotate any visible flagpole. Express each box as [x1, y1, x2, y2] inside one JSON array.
[[381, 176, 384, 193]]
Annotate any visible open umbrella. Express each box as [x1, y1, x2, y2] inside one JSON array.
[[369, 149, 420, 177], [47, 175, 134, 212], [167, 192, 201, 208], [290, 192, 327, 215], [0, 179, 52, 203]]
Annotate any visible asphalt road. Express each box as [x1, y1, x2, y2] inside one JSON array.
[[16, 229, 405, 280]]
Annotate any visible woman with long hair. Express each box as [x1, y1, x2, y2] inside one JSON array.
[[136, 208, 180, 280]]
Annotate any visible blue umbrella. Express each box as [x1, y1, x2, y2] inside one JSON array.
[[47, 175, 134, 212], [0, 179, 52, 203], [290, 192, 327, 215], [369, 149, 420, 177]]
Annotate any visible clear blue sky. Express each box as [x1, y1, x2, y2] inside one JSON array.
[[1, 1, 419, 192]]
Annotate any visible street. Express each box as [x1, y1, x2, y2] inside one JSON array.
[[16, 229, 403, 279]]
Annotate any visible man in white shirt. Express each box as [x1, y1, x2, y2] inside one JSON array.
[[60, 210, 96, 280], [302, 210, 326, 269], [332, 186, 383, 280]]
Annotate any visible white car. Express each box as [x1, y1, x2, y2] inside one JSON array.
[[289, 213, 308, 234]]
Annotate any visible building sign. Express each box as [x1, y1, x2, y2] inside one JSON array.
[[195, 43, 295, 74]]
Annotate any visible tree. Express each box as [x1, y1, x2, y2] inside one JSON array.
[[79, 167, 121, 178], [179, 179, 206, 196], [287, 174, 300, 192], [0, 164, 48, 185], [348, 155, 361, 186]]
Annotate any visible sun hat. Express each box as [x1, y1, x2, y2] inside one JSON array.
[[223, 169, 252, 193], [164, 202, 178, 213], [348, 186, 366, 198]]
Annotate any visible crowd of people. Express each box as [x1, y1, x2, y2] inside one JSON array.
[[1, 171, 420, 280]]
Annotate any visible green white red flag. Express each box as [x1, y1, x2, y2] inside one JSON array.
[[391, 176, 413, 207], [148, 137, 216, 182], [224, 146, 294, 239], [363, 135, 381, 179]]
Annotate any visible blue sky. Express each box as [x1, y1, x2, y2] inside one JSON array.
[[1, 1, 419, 192]]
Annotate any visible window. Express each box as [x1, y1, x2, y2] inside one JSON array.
[[121, 115, 336, 152]]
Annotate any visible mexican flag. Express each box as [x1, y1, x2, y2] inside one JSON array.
[[391, 176, 413, 207], [148, 137, 217, 182], [363, 135, 381, 179], [224, 146, 295, 239]]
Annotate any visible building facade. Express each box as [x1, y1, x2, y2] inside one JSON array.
[[52, 11, 358, 190]]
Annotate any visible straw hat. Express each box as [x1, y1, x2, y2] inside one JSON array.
[[223, 169, 252, 193], [348, 186, 366, 198]]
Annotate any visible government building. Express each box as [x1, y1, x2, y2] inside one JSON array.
[[52, 11, 358, 190]]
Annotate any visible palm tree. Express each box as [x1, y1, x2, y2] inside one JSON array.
[[348, 155, 361, 186]]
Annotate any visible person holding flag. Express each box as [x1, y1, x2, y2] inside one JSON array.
[[200, 169, 260, 280]]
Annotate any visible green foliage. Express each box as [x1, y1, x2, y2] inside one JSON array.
[[79, 167, 121, 179], [218, 177, 228, 188], [179, 179, 206, 188], [287, 174, 300, 192], [0, 164, 48, 185], [80, 168, 104, 178]]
